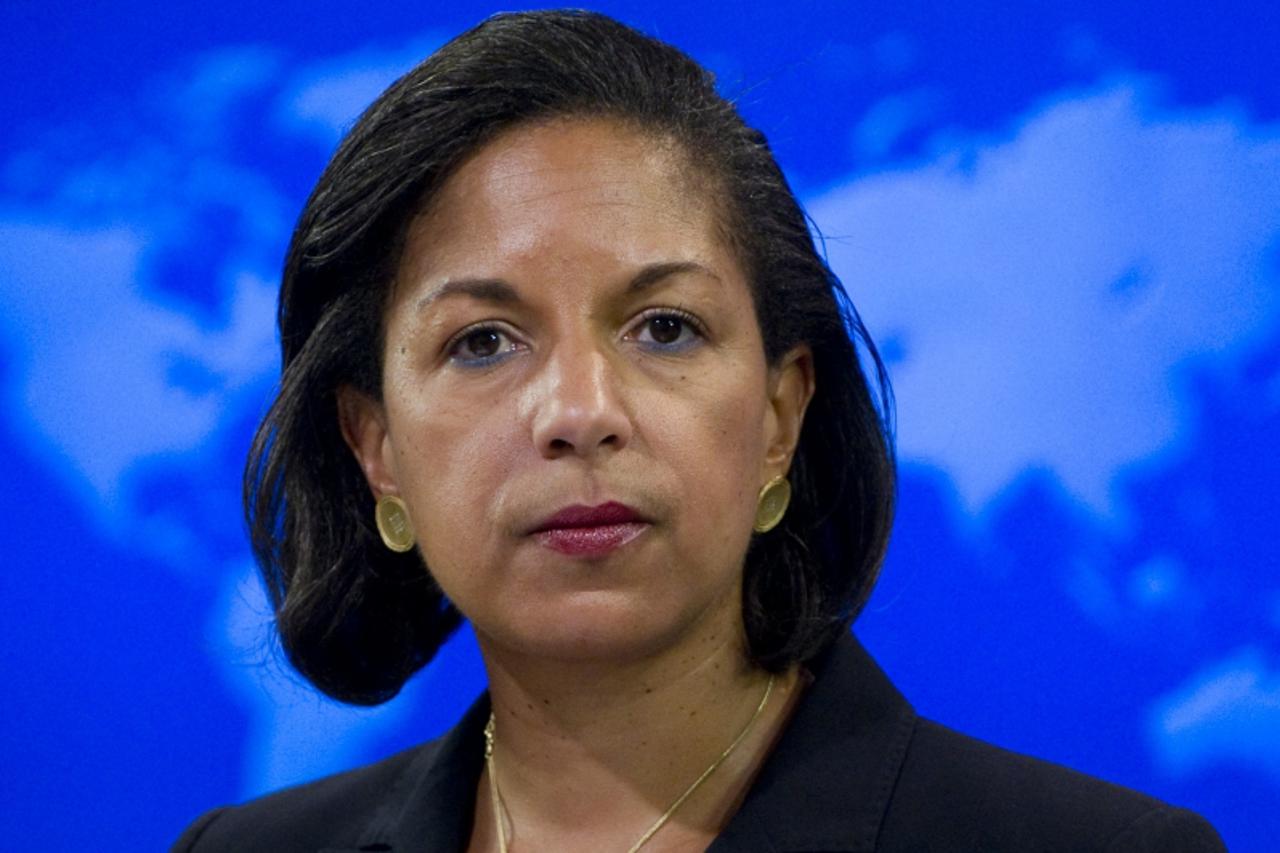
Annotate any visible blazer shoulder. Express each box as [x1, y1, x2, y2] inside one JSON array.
[[880, 718, 1224, 852], [171, 740, 437, 853], [1103, 805, 1227, 853]]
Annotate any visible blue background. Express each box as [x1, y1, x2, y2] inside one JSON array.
[[2, 2, 1277, 849]]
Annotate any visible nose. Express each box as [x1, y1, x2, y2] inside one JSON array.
[[528, 341, 633, 460]]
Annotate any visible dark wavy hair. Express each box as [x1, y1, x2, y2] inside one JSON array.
[[246, 9, 896, 705]]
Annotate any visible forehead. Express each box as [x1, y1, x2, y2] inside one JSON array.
[[398, 118, 728, 286]]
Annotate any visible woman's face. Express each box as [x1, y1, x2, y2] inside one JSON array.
[[342, 118, 812, 666]]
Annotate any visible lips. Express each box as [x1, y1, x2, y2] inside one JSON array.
[[531, 501, 645, 532], [529, 501, 650, 557]]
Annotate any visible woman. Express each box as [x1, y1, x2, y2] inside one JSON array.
[[176, 10, 1223, 852]]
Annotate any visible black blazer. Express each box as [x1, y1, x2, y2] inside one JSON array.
[[174, 633, 1225, 851]]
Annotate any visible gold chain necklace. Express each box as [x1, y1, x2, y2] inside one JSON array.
[[483, 674, 775, 853]]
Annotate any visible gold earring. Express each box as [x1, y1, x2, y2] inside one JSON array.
[[753, 476, 791, 533], [375, 495, 416, 552]]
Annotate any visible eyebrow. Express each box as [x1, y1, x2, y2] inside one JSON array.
[[415, 260, 720, 312]]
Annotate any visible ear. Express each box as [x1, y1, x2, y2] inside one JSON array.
[[336, 385, 399, 497], [762, 344, 816, 476]]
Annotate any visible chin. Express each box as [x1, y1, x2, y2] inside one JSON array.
[[481, 589, 738, 667]]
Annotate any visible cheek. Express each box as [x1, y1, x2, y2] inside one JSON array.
[[657, 368, 767, 525], [385, 383, 522, 542], [669, 389, 766, 600]]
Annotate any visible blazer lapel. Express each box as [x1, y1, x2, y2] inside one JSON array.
[[340, 694, 491, 852], [709, 632, 918, 852]]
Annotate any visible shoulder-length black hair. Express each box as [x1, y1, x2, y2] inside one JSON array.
[[246, 9, 895, 705]]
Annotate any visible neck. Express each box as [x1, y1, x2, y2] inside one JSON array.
[[473, 628, 800, 852]]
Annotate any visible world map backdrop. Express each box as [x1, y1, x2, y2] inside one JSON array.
[[1, 2, 1277, 850]]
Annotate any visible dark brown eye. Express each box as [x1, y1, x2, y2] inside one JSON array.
[[449, 326, 519, 367], [632, 311, 702, 352], [462, 329, 502, 358], [647, 315, 683, 344]]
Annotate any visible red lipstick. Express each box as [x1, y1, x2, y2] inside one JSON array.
[[530, 501, 649, 557]]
